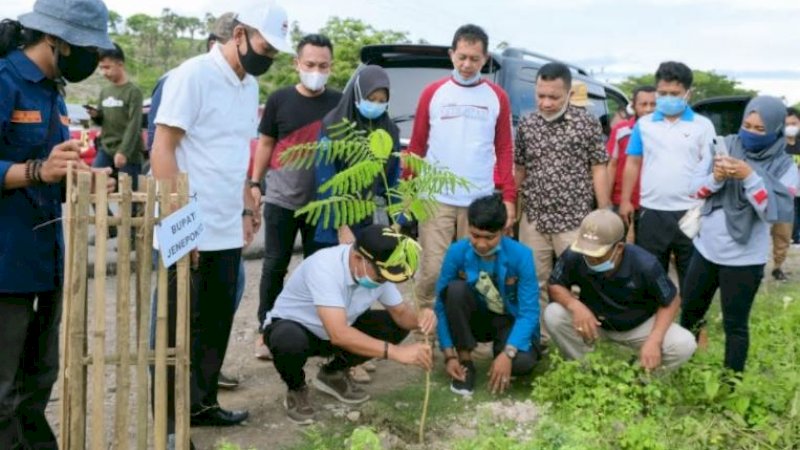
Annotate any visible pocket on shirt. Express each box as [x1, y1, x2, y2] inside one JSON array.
[[6, 122, 48, 152]]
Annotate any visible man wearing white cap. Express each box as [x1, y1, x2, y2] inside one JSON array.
[[544, 210, 697, 372], [150, 1, 292, 433]]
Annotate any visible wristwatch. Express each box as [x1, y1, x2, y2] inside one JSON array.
[[248, 179, 264, 195], [503, 345, 518, 360]]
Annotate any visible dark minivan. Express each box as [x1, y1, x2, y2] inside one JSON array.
[[357, 44, 629, 144]]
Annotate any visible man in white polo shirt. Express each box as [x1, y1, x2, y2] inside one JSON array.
[[619, 61, 716, 291], [263, 225, 436, 424], [150, 2, 293, 435], [408, 24, 516, 310]]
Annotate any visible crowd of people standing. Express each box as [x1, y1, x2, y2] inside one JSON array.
[[1, 0, 799, 447]]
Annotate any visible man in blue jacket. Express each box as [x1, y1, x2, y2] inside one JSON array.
[[435, 194, 540, 396]]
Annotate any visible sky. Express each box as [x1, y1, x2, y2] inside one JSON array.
[[4, 0, 800, 104]]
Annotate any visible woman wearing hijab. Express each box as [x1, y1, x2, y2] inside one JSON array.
[[680, 96, 799, 374], [313, 65, 401, 246], [0, 0, 113, 447]]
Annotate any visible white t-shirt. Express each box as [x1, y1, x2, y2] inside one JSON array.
[[265, 245, 404, 340], [155, 45, 258, 251]]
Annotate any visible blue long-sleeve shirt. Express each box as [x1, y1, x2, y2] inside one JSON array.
[[434, 237, 540, 351], [0, 50, 69, 293]]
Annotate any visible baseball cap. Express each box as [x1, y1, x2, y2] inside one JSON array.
[[570, 210, 625, 258], [19, 0, 114, 49], [355, 225, 414, 283], [235, 2, 293, 54]]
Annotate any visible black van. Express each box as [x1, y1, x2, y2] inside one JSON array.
[[358, 44, 629, 145], [691, 95, 752, 136]]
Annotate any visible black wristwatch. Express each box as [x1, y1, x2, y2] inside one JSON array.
[[248, 179, 264, 195], [242, 208, 254, 217]]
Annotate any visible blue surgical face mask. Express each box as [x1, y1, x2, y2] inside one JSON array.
[[354, 74, 389, 120], [584, 246, 619, 273], [356, 100, 388, 120], [739, 128, 778, 152], [452, 69, 482, 86], [655, 94, 688, 117], [356, 259, 382, 289]]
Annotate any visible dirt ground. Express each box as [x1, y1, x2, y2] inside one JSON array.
[[45, 255, 422, 450], [44, 242, 800, 449]]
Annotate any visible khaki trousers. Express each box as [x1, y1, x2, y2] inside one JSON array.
[[543, 303, 697, 371], [771, 222, 792, 268], [414, 202, 469, 309], [518, 216, 579, 340]]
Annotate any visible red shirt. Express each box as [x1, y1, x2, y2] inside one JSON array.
[[607, 117, 641, 208]]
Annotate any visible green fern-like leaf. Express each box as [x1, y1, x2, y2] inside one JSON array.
[[295, 195, 376, 229], [318, 160, 383, 196]]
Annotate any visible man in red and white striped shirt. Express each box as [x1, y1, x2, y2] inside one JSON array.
[[407, 24, 516, 309]]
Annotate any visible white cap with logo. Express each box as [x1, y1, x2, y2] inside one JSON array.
[[235, 1, 293, 54]]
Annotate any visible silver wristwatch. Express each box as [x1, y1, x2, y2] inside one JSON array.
[[503, 345, 518, 359]]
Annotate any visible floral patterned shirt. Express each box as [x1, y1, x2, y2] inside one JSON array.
[[514, 105, 608, 233]]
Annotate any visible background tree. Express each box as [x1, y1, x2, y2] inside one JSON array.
[[616, 70, 757, 102], [107, 10, 123, 35]]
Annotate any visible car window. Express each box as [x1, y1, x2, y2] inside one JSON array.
[[381, 67, 453, 140]]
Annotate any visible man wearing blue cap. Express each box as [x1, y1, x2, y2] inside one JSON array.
[[0, 0, 114, 447]]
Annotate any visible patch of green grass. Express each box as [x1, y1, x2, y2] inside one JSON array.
[[292, 283, 800, 449]]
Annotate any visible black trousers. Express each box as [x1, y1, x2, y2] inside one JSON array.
[[153, 248, 241, 432], [263, 311, 409, 391], [257, 202, 330, 326], [441, 280, 538, 376], [0, 292, 61, 450], [635, 207, 694, 292], [679, 250, 764, 372]]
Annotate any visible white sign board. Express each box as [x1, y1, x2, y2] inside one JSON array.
[[156, 202, 204, 268]]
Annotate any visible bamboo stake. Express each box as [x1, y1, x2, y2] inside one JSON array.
[[68, 171, 92, 449], [153, 179, 172, 450], [174, 174, 191, 450], [136, 176, 157, 450], [90, 171, 109, 450], [59, 164, 76, 449], [115, 174, 133, 450], [409, 280, 432, 445]]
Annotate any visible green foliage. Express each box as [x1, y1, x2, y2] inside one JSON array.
[[281, 119, 471, 232], [348, 427, 382, 450], [616, 70, 757, 102]]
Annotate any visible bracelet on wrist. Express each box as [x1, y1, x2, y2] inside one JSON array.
[[242, 208, 254, 217], [383, 341, 389, 360], [444, 355, 458, 363]]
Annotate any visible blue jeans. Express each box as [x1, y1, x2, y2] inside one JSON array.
[[793, 198, 800, 243], [92, 148, 141, 190]]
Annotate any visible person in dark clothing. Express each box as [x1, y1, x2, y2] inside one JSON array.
[[0, 0, 114, 447]]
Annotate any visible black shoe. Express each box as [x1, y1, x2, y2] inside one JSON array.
[[772, 268, 789, 282], [190, 404, 249, 427], [218, 373, 239, 390], [450, 360, 476, 396]]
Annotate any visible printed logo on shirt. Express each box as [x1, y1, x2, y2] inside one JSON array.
[[439, 104, 489, 121], [10, 110, 42, 123], [101, 96, 125, 108]]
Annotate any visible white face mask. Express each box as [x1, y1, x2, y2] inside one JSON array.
[[785, 125, 800, 138], [299, 70, 329, 92], [540, 100, 569, 122]]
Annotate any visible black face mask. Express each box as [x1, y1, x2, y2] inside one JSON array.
[[237, 30, 273, 77], [56, 44, 99, 83]]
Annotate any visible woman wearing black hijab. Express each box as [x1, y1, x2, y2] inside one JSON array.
[[313, 65, 401, 246]]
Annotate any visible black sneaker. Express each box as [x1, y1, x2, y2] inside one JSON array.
[[772, 268, 789, 282], [450, 360, 476, 396], [218, 372, 239, 390]]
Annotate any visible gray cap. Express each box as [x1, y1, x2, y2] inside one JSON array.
[[19, 0, 114, 50]]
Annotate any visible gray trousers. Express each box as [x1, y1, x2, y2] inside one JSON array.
[[543, 302, 696, 371]]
